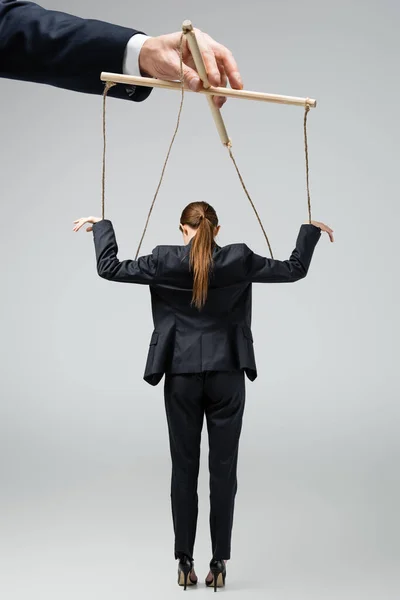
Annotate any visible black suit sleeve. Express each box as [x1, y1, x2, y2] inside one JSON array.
[[92, 219, 159, 284], [243, 224, 321, 283], [0, 0, 152, 101]]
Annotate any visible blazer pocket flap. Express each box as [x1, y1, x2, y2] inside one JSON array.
[[242, 325, 253, 342], [150, 331, 159, 345]]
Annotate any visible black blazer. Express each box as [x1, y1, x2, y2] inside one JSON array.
[[92, 219, 322, 386], [0, 0, 152, 101]]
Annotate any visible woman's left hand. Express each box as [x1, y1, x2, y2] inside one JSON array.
[[73, 216, 102, 232]]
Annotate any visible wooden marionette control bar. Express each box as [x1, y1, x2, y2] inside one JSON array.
[[100, 19, 317, 118], [100, 71, 317, 109]]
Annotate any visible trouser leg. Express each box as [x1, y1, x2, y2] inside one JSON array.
[[204, 370, 246, 560], [164, 373, 204, 560]]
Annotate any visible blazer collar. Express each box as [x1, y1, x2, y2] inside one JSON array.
[[186, 237, 221, 253]]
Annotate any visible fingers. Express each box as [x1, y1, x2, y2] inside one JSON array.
[[315, 221, 335, 242], [142, 30, 242, 96], [190, 29, 221, 87], [192, 31, 240, 108], [196, 30, 242, 90], [213, 42, 242, 90], [218, 62, 228, 89], [323, 228, 334, 242], [72, 217, 87, 232], [187, 29, 242, 97], [322, 224, 334, 241], [73, 216, 101, 233], [182, 54, 226, 107], [213, 95, 226, 109], [213, 62, 227, 108], [72, 220, 82, 232], [324, 226, 334, 242], [199, 46, 221, 88]]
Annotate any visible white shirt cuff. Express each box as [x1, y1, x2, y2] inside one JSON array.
[[123, 34, 151, 77]]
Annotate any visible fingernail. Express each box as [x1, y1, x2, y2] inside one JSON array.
[[189, 78, 200, 92]]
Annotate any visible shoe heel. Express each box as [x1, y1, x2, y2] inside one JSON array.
[[183, 567, 190, 591], [178, 565, 191, 590], [210, 563, 226, 592], [178, 558, 196, 590]]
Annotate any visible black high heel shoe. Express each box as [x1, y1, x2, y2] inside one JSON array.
[[177, 555, 198, 590], [205, 559, 226, 592]]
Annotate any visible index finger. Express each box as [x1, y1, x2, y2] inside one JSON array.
[[196, 42, 222, 88], [214, 43, 243, 90]]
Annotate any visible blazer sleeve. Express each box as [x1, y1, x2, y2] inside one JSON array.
[[0, 0, 152, 101], [243, 224, 322, 283], [92, 219, 159, 284]]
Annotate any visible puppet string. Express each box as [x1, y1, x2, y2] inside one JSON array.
[[101, 35, 185, 257], [134, 34, 186, 260], [102, 81, 116, 220], [102, 45, 313, 260], [227, 146, 274, 259], [304, 102, 312, 224]]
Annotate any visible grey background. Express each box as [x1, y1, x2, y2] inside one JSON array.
[[0, 0, 399, 598]]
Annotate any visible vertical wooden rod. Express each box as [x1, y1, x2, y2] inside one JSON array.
[[182, 20, 231, 146]]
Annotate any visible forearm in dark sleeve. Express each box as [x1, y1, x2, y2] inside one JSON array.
[[243, 224, 321, 283], [0, 0, 152, 101], [92, 219, 158, 283]]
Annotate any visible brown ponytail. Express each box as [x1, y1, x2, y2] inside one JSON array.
[[180, 201, 219, 310]]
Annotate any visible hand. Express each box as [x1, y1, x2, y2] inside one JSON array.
[[139, 29, 243, 109], [306, 220, 334, 242], [73, 216, 101, 233]]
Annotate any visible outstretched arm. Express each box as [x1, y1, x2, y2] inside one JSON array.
[[0, 2, 243, 107], [0, 0, 151, 101], [73, 217, 158, 284], [243, 222, 332, 283]]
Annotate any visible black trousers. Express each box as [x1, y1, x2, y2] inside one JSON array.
[[163, 370, 246, 561]]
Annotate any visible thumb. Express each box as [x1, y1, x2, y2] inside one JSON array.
[[181, 64, 201, 92]]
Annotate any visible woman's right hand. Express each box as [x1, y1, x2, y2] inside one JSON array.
[[306, 220, 334, 242]]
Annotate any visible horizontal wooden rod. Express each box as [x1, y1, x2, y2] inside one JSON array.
[[100, 72, 317, 108]]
